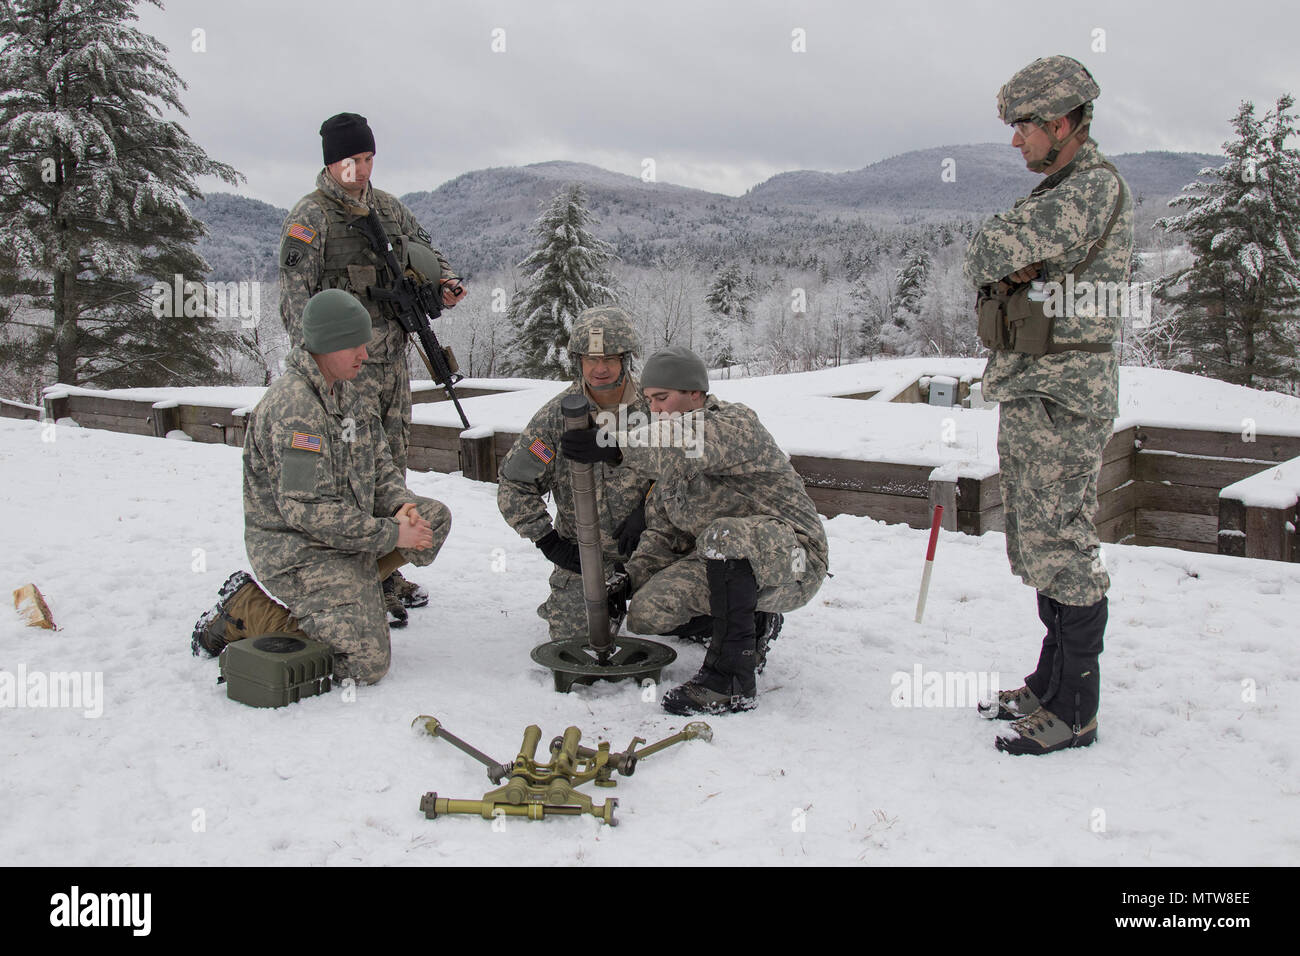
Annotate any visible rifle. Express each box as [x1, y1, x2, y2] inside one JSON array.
[[351, 209, 471, 429]]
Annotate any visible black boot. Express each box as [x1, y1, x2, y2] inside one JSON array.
[[662, 559, 759, 715]]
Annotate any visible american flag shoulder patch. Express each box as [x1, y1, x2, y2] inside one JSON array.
[[287, 223, 317, 244], [528, 438, 555, 464], [290, 431, 323, 453]]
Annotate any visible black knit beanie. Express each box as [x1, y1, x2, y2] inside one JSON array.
[[320, 113, 376, 165]]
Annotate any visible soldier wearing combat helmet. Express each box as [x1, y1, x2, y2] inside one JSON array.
[[964, 56, 1134, 754], [496, 306, 656, 643], [560, 346, 829, 716], [278, 112, 466, 624]]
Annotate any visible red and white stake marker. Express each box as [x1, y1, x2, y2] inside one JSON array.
[[914, 504, 944, 624]]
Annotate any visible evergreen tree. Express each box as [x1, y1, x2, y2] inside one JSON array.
[[1156, 95, 1300, 390], [702, 263, 754, 369], [892, 245, 931, 329], [0, 0, 242, 389], [506, 183, 618, 378]]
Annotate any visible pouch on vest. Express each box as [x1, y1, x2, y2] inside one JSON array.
[[976, 286, 1009, 350], [1005, 285, 1053, 357]]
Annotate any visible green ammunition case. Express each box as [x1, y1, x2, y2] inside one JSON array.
[[219, 634, 334, 708]]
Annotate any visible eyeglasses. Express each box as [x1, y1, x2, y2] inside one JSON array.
[[1012, 119, 1041, 138]]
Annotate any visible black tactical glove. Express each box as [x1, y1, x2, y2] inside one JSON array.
[[535, 530, 583, 575], [560, 427, 622, 465], [613, 501, 647, 558]]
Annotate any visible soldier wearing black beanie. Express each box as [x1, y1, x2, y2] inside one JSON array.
[[320, 112, 376, 166], [277, 110, 467, 623]]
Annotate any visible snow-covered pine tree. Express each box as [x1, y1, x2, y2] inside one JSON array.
[[0, 0, 242, 390], [1156, 95, 1300, 392], [701, 262, 754, 371], [505, 183, 619, 379], [892, 245, 931, 329]]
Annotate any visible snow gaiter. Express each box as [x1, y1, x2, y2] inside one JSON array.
[[701, 558, 759, 697], [1040, 596, 1107, 729], [1025, 591, 1060, 700]]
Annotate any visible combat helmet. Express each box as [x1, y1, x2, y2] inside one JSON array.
[[997, 55, 1100, 171], [568, 305, 639, 391]]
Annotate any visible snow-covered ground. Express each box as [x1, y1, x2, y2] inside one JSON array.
[[2, 413, 1297, 866]]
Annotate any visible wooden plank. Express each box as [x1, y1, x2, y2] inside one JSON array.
[[1135, 451, 1276, 488], [1136, 510, 1218, 544], [42, 394, 69, 422], [1135, 425, 1300, 463], [805, 486, 930, 526], [790, 454, 932, 497], [1244, 505, 1290, 562], [1102, 426, 1136, 465], [178, 405, 243, 430], [1135, 481, 1221, 516], [150, 404, 180, 438], [1217, 498, 1247, 557], [1131, 536, 1219, 554], [410, 385, 512, 404], [183, 424, 233, 445], [0, 399, 41, 421], [1095, 481, 1135, 525], [928, 480, 957, 531], [957, 505, 1003, 536], [62, 411, 153, 436], [1097, 510, 1135, 545], [65, 394, 155, 419], [407, 445, 459, 474], [958, 474, 1000, 511], [1097, 456, 1132, 496], [888, 380, 923, 404], [409, 422, 464, 452], [460, 432, 497, 482]]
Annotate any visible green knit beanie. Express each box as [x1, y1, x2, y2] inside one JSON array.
[[302, 289, 372, 354], [641, 346, 709, 392]]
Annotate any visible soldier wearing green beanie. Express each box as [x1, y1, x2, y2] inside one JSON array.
[[190, 290, 453, 683]]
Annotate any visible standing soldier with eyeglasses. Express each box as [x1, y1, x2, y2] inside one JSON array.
[[278, 112, 466, 626], [964, 56, 1134, 754]]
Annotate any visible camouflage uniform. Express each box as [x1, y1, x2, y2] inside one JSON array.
[[497, 380, 654, 640], [278, 169, 456, 476], [243, 346, 451, 682], [619, 397, 829, 635], [965, 136, 1133, 607], [965, 55, 1134, 749]]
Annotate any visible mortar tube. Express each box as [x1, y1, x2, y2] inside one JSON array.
[[561, 394, 613, 658]]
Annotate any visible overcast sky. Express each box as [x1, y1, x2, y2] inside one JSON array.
[[133, 0, 1300, 208]]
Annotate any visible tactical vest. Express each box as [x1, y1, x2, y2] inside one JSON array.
[[313, 188, 408, 362], [977, 162, 1129, 356]]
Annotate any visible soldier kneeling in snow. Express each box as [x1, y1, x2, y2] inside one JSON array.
[[561, 346, 829, 715], [192, 289, 451, 684]]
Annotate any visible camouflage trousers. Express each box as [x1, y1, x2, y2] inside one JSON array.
[[626, 516, 826, 636], [352, 355, 412, 476], [249, 496, 450, 683], [997, 397, 1113, 606], [538, 544, 626, 642]]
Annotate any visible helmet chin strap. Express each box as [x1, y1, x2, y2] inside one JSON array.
[[1026, 118, 1090, 173]]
